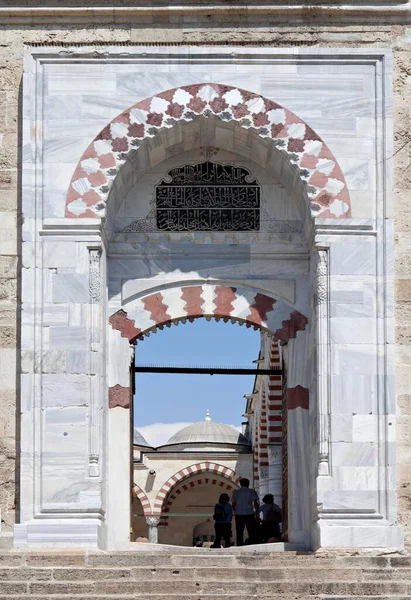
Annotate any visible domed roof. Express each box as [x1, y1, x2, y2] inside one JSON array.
[[133, 428, 152, 448], [163, 411, 250, 448]]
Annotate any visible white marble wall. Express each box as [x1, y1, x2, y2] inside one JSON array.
[[17, 47, 401, 549]]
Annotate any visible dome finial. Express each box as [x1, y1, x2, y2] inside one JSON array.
[[205, 409, 211, 422]]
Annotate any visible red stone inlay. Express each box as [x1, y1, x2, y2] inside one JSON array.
[[209, 96, 228, 114], [313, 190, 333, 208], [166, 102, 185, 119], [232, 103, 249, 119], [109, 309, 141, 340], [109, 384, 130, 409], [111, 137, 128, 152], [147, 113, 163, 127], [88, 171, 107, 187], [96, 124, 111, 141], [187, 96, 206, 113], [288, 138, 305, 153], [271, 123, 287, 138], [72, 164, 88, 181], [309, 171, 329, 188], [264, 98, 282, 111], [287, 385, 309, 410], [181, 286, 204, 317], [84, 190, 101, 206], [304, 125, 322, 142], [247, 293, 275, 326], [142, 292, 171, 325], [157, 88, 178, 102], [253, 112, 269, 127], [274, 310, 308, 344], [98, 153, 116, 169], [214, 286, 237, 317], [300, 154, 319, 170], [66, 185, 81, 204], [114, 112, 130, 125], [81, 145, 98, 160], [128, 123, 145, 138]]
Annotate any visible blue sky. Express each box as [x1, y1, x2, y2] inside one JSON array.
[[133, 319, 260, 446]]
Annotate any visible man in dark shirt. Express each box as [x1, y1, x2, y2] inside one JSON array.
[[231, 478, 259, 546]]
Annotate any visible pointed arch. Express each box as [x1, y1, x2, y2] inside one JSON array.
[[108, 283, 308, 344], [107, 283, 308, 411], [65, 83, 351, 220], [160, 477, 237, 527], [132, 484, 152, 517], [153, 462, 242, 516]]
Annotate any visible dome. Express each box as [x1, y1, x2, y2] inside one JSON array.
[[162, 413, 250, 448], [133, 428, 152, 448]]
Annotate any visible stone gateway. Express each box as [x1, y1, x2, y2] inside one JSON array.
[[0, 3, 410, 558]]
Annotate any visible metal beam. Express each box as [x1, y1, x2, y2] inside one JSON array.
[[133, 365, 282, 375]]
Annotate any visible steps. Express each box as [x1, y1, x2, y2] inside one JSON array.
[[0, 550, 411, 598]]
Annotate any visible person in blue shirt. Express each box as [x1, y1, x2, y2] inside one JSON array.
[[231, 478, 259, 546], [211, 493, 233, 548]]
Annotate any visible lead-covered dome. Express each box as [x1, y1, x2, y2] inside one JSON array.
[[133, 428, 152, 448], [160, 412, 250, 451]]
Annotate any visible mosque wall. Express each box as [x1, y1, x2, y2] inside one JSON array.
[[0, 5, 409, 548]]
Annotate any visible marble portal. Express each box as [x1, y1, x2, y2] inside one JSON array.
[[15, 47, 402, 550]]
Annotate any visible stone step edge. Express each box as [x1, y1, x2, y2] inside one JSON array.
[[2, 566, 410, 572], [0, 596, 410, 600]]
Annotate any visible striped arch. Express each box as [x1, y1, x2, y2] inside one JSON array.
[[65, 83, 351, 220], [132, 484, 152, 516], [109, 284, 308, 342], [153, 462, 242, 516], [108, 283, 308, 410], [160, 477, 237, 527], [268, 340, 283, 444]]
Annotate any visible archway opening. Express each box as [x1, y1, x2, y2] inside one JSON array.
[[132, 318, 259, 547], [125, 311, 308, 547], [104, 95, 313, 549]]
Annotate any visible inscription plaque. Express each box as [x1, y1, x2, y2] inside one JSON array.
[[155, 162, 260, 231]]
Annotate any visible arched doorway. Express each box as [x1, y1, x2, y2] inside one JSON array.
[[157, 470, 239, 546], [97, 86, 320, 548], [107, 284, 309, 547]]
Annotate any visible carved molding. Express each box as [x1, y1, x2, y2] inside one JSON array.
[[316, 247, 330, 477], [89, 249, 101, 302], [88, 247, 102, 477], [316, 249, 328, 306]]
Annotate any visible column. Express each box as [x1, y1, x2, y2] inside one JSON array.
[[146, 516, 161, 544]]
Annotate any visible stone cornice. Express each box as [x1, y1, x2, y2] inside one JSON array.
[[1, 3, 411, 24]]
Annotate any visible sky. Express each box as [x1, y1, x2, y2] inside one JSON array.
[[133, 319, 260, 447]]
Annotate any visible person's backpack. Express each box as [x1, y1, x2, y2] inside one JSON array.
[[213, 503, 227, 522], [266, 505, 282, 523]]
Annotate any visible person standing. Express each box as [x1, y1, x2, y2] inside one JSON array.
[[231, 478, 259, 546], [211, 493, 233, 548]]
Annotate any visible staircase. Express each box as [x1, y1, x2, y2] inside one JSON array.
[[0, 549, 411, 599]]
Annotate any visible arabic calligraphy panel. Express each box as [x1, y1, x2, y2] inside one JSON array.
[[155, 161, 261, 232]]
